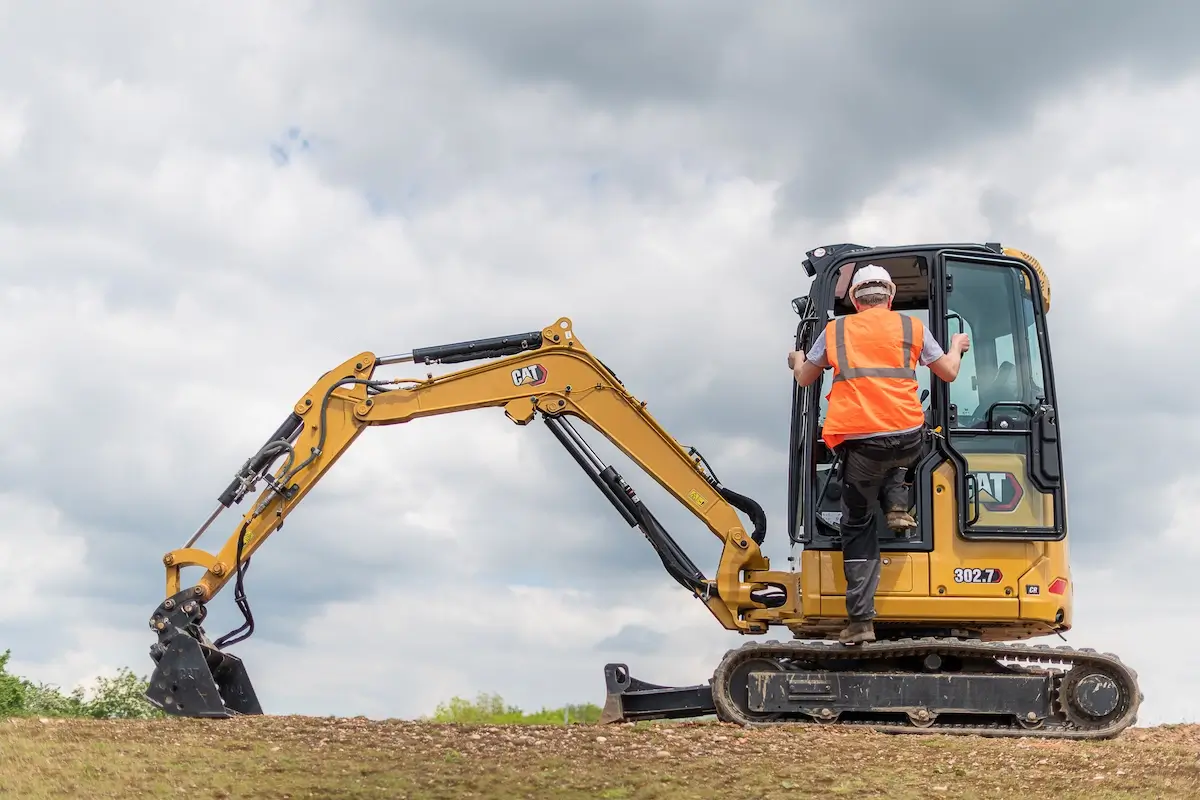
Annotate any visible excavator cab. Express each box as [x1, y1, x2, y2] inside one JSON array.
[[789, 244, 1066, 569], [601, 244, 1135, 735]]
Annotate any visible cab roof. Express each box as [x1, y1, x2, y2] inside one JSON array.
[[800, 242, 1007, 278]]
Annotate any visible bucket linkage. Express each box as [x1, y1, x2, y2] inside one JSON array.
[[145, 412, 303, 718], [145, 587, 262, 718]]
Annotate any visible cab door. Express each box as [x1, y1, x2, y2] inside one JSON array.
[[935, 252, 1066, 541]]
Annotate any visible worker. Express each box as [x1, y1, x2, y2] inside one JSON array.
[[787, 264, 970, 645]]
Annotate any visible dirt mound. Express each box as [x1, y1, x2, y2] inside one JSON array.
[[4, 715, 1199, 799]]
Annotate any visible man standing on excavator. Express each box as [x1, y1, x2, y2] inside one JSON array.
[[788, 264, 970, 645]]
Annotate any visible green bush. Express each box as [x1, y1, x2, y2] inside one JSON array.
[[75, 668, 165, 719], [3, 651, 600, 725], [0, 650, 26, 715], [426, 691, 603, 725], [0, 649, 164, 719]]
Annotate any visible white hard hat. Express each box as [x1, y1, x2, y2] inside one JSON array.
[[850, 264, 895, 301]]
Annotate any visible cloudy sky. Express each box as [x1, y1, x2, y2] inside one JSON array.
[[2, 1, 1198, 727]]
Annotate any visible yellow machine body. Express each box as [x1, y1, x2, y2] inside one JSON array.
[[143, 242, 1139, 739]]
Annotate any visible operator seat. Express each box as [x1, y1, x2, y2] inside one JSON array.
[[975, 361, 1020, 428]]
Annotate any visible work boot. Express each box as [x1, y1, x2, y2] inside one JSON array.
[[886, 508, 917, 534], [838, 620, 875, 645]]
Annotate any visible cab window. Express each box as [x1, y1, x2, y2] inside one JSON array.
[[944, 260, 1046, 429]]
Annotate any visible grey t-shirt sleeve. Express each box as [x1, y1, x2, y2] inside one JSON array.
[[919, 326, 945, 366], [805, 329, 831, 368]]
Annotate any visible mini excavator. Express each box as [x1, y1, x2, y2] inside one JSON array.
[[145, 242, 1142, 738]]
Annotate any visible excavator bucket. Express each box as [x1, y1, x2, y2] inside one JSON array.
[[146, 635, 261, 717], [144, 589, 263, 718]]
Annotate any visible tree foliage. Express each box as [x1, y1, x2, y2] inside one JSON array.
[[425, 691, 603, 725], [0, 650, 25, 716], [0, 649, 164, 719]]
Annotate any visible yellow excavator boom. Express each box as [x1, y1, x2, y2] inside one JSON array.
[[157, 317, 790, 642]]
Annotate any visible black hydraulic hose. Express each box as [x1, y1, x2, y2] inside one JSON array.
[[682, 445, 766, 546], [275, 376, 394, 489], [717, 486, 767, 546], [628, 502, 710, 596], [218, 415, 304, 507], [212, 520, 255, 649]]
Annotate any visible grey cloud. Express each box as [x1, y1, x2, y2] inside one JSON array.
[[346, 0, 1200, 221], [367, 0, 749, 105], [0, 621, 65, 663], [594, 623, 667, 655]]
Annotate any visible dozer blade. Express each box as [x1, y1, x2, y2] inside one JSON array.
[[145, 589, 263, 718], [599, 663, 716, 724]]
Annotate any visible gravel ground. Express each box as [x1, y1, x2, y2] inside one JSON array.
[[3, 715, 1199, 799]]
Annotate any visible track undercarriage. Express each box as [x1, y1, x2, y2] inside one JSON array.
[[602, 636, 1142, 739]]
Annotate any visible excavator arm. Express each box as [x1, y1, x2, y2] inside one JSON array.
[[145, 317, 793, 718]]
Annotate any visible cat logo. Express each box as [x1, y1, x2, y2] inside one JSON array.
[[970, 471, 1024, 513], [511, 364, 548, 387]]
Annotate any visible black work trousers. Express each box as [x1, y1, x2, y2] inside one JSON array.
[[836, 428, 925, 622]]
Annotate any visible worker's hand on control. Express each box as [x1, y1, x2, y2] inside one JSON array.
[[788, 350, 804, 370], [951, 333, 971, 353]]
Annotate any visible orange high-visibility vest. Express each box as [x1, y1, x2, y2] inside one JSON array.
[[822, 307, 925, 450]]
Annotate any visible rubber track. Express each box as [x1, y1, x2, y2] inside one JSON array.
[[710, 637, 1143, 739]]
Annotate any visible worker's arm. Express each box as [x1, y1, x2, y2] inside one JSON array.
[[789, 353, 825, 386], [927, 332, 971, 382], [788, 331, 829, 387]]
